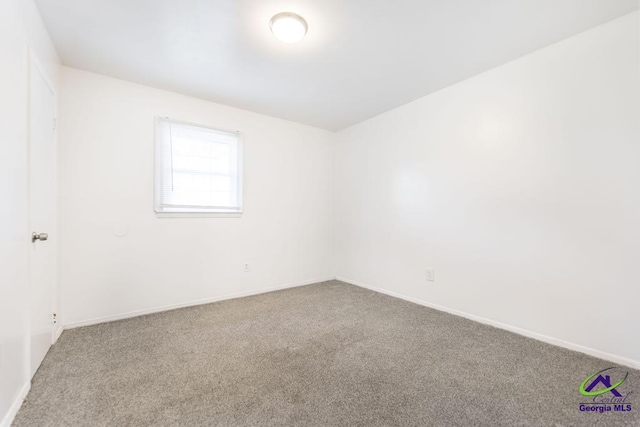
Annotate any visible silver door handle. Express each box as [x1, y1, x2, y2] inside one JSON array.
[[32, 232, 48, 242]]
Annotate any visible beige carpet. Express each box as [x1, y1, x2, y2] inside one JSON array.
[[13, 280, 639, 426]]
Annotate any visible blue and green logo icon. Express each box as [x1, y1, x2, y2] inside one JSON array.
[[580, 367, 628, 397]]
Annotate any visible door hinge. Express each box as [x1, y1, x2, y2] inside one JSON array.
[[52, 313, 57, 324], [52, 118, 57, 131]]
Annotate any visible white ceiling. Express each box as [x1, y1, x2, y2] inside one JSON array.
[[36, 0, 638, 131]]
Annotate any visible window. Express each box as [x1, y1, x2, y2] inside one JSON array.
[[155, 117, 243, 214]]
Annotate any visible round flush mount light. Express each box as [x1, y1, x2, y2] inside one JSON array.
[[269, 12, 308, 44]]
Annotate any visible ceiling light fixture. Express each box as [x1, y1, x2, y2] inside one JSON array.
[[269, 12, 308, 44]]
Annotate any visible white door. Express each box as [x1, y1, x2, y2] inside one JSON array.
[[29, 59, 57, 377]]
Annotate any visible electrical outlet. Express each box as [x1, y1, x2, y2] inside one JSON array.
[[426, 268, 435, 282], [244, 263, 250, 273]]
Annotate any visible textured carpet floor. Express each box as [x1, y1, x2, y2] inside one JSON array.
[[14, 280, 639, 426]]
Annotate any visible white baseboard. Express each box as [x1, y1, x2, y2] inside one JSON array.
[[337, 276, 640, 370], [64, 276, 336, 329], [0, 381, 30, 427], [53, 325, 64, 343]]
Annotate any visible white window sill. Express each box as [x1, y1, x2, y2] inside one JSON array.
[[155, 211, 243, 219]]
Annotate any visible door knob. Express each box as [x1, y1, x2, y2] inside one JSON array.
[[32, 232, 48, 242]]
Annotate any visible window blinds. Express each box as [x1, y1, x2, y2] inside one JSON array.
[[155, 117, 243, 213]]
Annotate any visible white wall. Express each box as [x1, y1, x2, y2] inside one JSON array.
[[335, 12, 640, 366], [0, 0, 59, 425], [58, 67, 334, 326]]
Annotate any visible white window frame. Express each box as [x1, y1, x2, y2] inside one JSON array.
[[154, 117, 243, 218]]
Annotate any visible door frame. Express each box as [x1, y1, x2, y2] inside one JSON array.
[[27, 48, 59, 380]]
